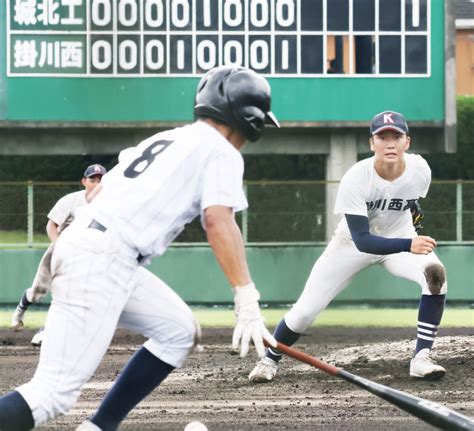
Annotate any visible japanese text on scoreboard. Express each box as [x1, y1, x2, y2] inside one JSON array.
[[8, 0, 430, 77]]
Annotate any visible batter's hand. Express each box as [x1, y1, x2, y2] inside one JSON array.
[[411, 236, 437, 254], [232, 283, 276, 358]]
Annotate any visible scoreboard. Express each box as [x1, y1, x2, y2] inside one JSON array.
[[8, 0, 430, 76], [0, 0, 447, 124]]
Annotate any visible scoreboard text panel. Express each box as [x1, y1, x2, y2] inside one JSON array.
[[9, 0, 429, 77], [1, 0, 444, 123]]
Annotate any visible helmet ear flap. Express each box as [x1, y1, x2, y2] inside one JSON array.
[[234, 106, 266, 142]]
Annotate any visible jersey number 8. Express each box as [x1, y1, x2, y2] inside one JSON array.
[[124, 140, 174, 179]]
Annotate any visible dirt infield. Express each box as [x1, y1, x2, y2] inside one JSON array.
[[1, 327, 473, 430]]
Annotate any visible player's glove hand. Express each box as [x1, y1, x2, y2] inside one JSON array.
[[232, 283, 277, 358], [411, 201, 424, 233]]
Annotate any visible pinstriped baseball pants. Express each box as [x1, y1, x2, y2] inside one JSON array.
[[17, 222, 196, 426], [285, 234, 447, 333]]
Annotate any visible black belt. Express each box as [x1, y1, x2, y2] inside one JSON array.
[[88, 219, 144, 263]]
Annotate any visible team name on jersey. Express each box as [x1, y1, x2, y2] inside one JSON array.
[[366, 198, 417, 212]]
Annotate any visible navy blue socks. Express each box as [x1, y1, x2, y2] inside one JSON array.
[[0, 390, 34, 431], [91, 347, 174, 430], [415, 294, 445, 354], [266, 318, 301, 363]]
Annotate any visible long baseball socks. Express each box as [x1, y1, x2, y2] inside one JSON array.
[[91, 346, 174, 430], [415, 294, 446, 354], [0, 390, 34, 431], [266, 318, 301, 363]]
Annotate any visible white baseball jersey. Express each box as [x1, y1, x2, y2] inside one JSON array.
[[47, 190, 88, 232], [81, 121, 248, 258], [284, 153, 445, 335], [18, 122, 244, 425], [334, 153, 431, 239]]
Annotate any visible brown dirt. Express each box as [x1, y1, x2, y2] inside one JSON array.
[[0, 327, 473, 431]]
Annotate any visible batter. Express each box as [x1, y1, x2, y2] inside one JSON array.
[[0, 66, 278, 431]]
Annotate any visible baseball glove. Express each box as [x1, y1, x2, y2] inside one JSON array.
[[411, 201, 424, 232]]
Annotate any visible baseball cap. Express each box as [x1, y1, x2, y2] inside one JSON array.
[[83, 164, 107, 178], [370, 111, 409, 136]]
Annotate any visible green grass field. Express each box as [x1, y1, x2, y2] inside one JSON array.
[[1, 308, 472, 329], [0, 230, 49, 246]]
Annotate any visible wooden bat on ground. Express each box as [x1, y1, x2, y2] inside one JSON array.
[[263, 340, 474, 431]]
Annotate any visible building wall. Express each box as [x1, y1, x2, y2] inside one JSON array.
[[456, 29, 474, 95]]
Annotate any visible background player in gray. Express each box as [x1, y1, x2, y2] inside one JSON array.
[[10, 164, 107, 345], [249, 111, 448, 383], [0, 66, 279, 431]]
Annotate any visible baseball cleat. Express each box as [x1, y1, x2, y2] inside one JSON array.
[[10, 306, 26, 331], [193, 343, 205, 353], [249, 357, 278, 383], [409, 348, 446, 380], [31, 326, 45, 347]]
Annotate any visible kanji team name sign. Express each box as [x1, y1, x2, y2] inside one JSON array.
[[8, 0, 430, 77]]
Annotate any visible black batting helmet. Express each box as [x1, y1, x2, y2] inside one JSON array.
[[194, 66, 280, 142]]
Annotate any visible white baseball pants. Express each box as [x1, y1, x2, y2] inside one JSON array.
[[17, 220, 197, 426], [285, 234, 447, 333]]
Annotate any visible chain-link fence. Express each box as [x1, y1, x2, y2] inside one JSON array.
[[0, 180, 473, 247]]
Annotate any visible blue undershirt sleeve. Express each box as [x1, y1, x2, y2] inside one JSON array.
[[345, 214, 412, 255]]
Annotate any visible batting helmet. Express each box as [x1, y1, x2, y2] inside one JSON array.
[[194, 66, 280, 142]]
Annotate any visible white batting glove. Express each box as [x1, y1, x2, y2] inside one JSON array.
[[232, 283, 277, 358]]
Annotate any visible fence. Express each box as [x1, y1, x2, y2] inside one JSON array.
[[0, 180, 473, 247]]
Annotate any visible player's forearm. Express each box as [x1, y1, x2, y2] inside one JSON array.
[[352, 232, 412, 255], [346, 214, 411, 255], [205, 208, 252, 287]]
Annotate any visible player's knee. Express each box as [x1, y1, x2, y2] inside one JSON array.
[[424, 264, 447, 295], [175, 312, 199, 361], [146, 310, 197, 367], [176, 308, 198, 347]]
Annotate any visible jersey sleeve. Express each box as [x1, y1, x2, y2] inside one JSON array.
[[200, 149, 248, 214], [346, 214, 412, 254], [334, 167, 368, 217], [47, 194, 73, 226]]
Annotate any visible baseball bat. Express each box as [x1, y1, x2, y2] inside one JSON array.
[[263, 340, 474, 431]]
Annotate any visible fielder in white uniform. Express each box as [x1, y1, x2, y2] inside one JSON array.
[[0, 66, 279, 431], [249, 111, 448, 383], [10, 164, 107, 347]]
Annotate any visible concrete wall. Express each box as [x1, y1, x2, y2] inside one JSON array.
[[0, 125, 446, 156], [1, 245, 472, 305]]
